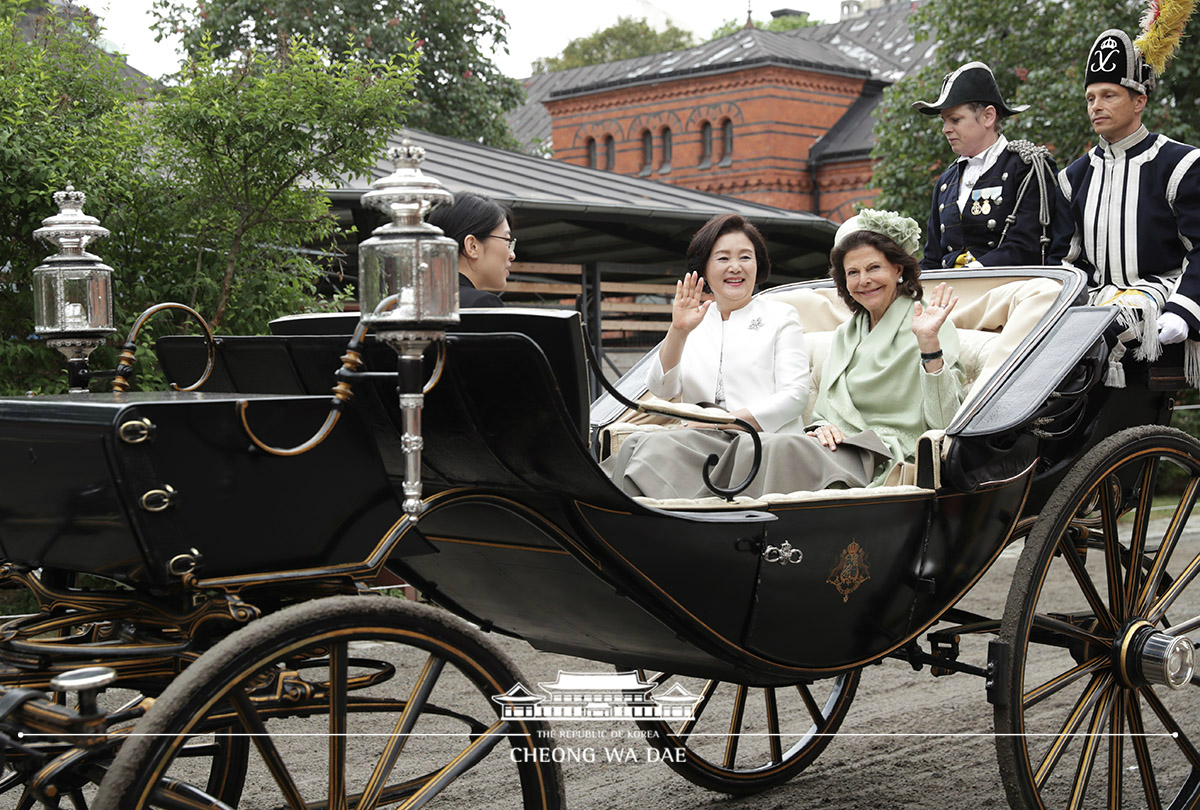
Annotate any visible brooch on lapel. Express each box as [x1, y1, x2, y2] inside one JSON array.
[[748, 317, 763, 331]]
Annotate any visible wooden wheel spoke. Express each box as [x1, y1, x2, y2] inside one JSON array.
[[796, 682, 824, 726], [723, 685, 747, 769], [1066, 687, 1116, 810], [357, 654, 446, 810], [230, 687, 311, 810], [150, 779, 237, 810], [1125, 692, 1163, 810], [1124, 458, 1159, 611], [1059, 535, 1119, 633], [1137, 477, 1200, 616], [1099, 477, 1127, 620], [395, 719, 511, 810], [676, 680, 716, 741], [1029, 613, 1109, 648], [764, 688, 782, 765], [1034, 674, 1111, 790], [1107, 693, 1125, 810], [329, 642, 348, 810], [1140, 687, 1200, 769], [1023, 657, 1107, 711], [1148, 551, 1200, 626]]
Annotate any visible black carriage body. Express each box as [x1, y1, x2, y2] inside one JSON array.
[[0, 393, 397, 587], [143, 268, 1135, 684]]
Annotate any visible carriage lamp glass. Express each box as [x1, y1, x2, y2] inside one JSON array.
[[358, 137, 458, 328], [31, 185, 115, 360], [358, 138, 460, 522]]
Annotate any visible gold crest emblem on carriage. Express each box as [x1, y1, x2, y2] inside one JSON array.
[[827, 541, 870, 602]]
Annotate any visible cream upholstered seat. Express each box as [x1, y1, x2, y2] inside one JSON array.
[[599, 276, 1062, 504]]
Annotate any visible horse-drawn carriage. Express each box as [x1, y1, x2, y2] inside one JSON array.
[[1, 161, 1198, 810]]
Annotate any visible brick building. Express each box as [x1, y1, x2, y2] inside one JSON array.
[[509, 3, 933, 223]]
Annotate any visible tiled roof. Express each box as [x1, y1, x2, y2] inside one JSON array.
[[330, 129, 836, 276]]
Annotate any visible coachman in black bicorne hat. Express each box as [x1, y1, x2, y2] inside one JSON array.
[[911, 62, 1070, 272]]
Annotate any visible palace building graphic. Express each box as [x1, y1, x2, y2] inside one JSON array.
[[492, 671, 702, 721]]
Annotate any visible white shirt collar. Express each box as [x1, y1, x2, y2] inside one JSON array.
[[955, 134, 1008, 172]]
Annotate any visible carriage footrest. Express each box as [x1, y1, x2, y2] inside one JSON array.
[[986, 641, 1008, 706]]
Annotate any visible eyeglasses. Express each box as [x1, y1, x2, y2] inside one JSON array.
[[487, 234, 517, 250]]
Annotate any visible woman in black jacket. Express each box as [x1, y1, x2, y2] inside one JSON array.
[[426, 191, 515, 307]]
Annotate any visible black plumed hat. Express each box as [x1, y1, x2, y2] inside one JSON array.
[[1085, 29, 1154, 95], [912, 61, 1029, 117]]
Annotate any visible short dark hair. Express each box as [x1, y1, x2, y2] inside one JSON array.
[[828, 230, 923, 315], [685, 214, 771, 285], [426, 191, 514, 256], [964, 101, 1004, 134]]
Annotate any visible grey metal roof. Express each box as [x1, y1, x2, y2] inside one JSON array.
[[787, 3, 935, 83], [810, 80, 886, 163], [330, 129, 837, 277], [790, 4, 934, 163]]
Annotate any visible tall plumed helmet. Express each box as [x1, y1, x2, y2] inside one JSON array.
[[1085, 29, 1156, 95], [834, 209, 922, 257], [1136, 0, 1197, 74]]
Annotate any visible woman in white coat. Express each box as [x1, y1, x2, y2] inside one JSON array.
[[607, 214, 889, 499]]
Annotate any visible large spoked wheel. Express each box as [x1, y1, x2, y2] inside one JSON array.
[[996, 425, 1200, 810], [633, 668, 859, 795], [95, 595, 563, 810]]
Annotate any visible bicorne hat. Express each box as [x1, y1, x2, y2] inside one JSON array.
[[1085, 29, 1154, 95], [912, 61, 1029, 117]]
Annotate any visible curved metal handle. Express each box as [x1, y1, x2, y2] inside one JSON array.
[[699, 417, 763, 501], [579, 326, 764, 499]]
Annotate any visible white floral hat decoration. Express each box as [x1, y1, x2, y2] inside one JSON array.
[[834, 209, 922, 257]]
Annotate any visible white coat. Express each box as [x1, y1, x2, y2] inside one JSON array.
[[646, 297, 810, 434]]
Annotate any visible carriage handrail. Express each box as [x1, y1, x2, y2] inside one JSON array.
[[579, 331, 762, 500]]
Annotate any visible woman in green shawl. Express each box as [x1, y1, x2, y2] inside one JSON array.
[[809, 210, 966, 485]]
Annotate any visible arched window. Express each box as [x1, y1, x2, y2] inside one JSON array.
[[604, 135, 615, 170], [698, 121, 713, 168], [586, 137, 597, 169], [719, 119, 734, 167], [659, 127, 673, 174], [640, 130, 653, 175]]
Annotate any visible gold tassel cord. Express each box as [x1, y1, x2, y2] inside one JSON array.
[[1136, 0, 1197, 74]]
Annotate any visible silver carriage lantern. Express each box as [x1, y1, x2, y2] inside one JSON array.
[[32, 185, 115, 386], [358, 138, 460, 521]]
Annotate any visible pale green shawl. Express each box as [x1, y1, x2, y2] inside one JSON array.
[[812, 296, 965, 481]]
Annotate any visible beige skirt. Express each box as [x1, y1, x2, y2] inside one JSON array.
[[604, 428, 891, 500]]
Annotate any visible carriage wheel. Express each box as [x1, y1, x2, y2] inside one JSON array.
[[94, 595, 563, 810], [996, 425, 1200, 810], [632, 668, 859, 795]]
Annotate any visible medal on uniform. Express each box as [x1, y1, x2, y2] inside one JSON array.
[[971, 189, 983, 216]]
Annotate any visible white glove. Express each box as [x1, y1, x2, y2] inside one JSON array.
[[1159, 312, 1189, 345]]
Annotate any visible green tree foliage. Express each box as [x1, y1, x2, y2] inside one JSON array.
[[150, 0, 523, 147], [0, 9, 417, 394], [709, 13, 819, 40], [152, 39, 417, 330], [531, 16, 693, 73], [871, 0, 1200, 223], [0, 10, 150, 392]]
